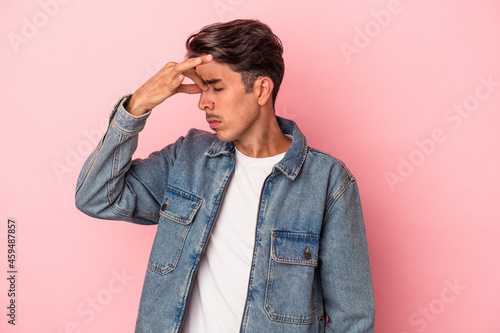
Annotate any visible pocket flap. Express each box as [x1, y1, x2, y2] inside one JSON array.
[[159, 186, 202, 225], [271, 231, 319, 266]]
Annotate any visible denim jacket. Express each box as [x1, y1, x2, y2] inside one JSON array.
[[75, 95, 375, 333]]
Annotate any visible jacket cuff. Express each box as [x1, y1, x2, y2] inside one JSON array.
[[110, 95, 152, 136]]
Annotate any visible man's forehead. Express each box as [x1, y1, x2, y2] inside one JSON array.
[[195, 64, 222, 82], [195, 60, 238, 81]]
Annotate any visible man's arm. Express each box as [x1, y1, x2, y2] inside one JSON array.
[[320, 179, 375, 332], [75, 55, 213, 223]]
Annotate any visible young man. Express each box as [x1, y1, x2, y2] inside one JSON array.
[[75, 19, 375, 332]]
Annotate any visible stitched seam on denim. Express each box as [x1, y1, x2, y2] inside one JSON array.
[[257, 174, 273, 228], [77, 114, 113, 193], [265, 266, 316, 324], [107, 135, 121, 210], [265, 300, 316, 323], [111, 113, 144, 137], [295, 143, 308, 177], [274, 143, 308, 180], [111, 117, 134, 136], [241, 224, 261, 330], [272, 233, 319, 266], [96, 117, 111, 150], [307, 147, 355, 181], [266, 276, 317, 324], [273, 232, 320, 239], [126, 168, 161, 217], [166, 186, 203, 203], [207, 138, 219, 155], [324, 178, 355, 218], [147, 223, 191, 276], [107, 134, 135, 217], [75, 149, 99, 194], [133, 210, 160, 217], [205, 136, 233, 157], [159, 187, 202, 224], [205, 169, 230, 230], [264, 252, 276, 320], [264, 235, 317, 324], [264, 251, 274, 319], [160, 210, 198, 224], [273, 258, 317, 266]]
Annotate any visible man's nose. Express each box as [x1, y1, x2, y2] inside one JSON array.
[[198, 91, 214, 111]]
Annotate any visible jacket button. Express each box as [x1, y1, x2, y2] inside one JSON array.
[[161, 198, 170, 211], [303, 246, 311, 260]]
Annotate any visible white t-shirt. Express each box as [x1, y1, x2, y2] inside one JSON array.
[[182, 148, 286, 332]]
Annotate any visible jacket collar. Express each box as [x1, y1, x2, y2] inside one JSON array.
[[204, 116, 307, 181]]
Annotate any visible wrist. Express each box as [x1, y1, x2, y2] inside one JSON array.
[[126, 94, 150, 116]]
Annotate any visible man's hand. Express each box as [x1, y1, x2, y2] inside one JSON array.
[[126, 54, 213, 116]]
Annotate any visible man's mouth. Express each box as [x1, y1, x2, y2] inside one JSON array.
[[207, 118, 221, 129]]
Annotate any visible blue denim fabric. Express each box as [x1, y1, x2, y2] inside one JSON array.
[[75, 95, 375, 333]]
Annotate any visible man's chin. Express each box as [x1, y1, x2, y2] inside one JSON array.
[[215, 131, 233, 143]]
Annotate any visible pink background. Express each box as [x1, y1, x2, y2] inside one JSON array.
[[2, 0, 500, 332]]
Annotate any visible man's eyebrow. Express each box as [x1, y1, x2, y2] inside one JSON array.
[[203, 79, 222, 85]]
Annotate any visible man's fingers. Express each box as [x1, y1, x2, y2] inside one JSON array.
[[176, 55, 213, 91], [173, 54, 213, 75], [183, 68, 207, 91], [177, 72, 203, 94], [139, 54, 213, 103], [176, 83, 203, 95]]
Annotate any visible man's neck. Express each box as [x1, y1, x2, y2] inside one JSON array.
[[234, 116, 292, 158]]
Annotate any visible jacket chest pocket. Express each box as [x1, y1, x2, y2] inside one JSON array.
[[147, 186, 202, 275], [265, 231, 320, 324]]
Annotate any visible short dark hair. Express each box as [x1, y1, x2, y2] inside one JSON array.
[[186, 19, 285, 107]]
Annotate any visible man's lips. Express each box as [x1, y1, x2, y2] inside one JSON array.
[[207, 118, 221, 129]]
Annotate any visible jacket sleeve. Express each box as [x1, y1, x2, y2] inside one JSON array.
[[75, 95, 182, 225], [320, 178, 375, 332]]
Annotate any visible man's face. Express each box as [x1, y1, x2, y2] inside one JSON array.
[[195, 59, 261, 143]]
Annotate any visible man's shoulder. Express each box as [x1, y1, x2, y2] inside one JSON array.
[[304, 146, 356, 182], [301, 146, 361, 205]]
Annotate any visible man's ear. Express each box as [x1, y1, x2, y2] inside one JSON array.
[[254, 77, 274, 106]]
